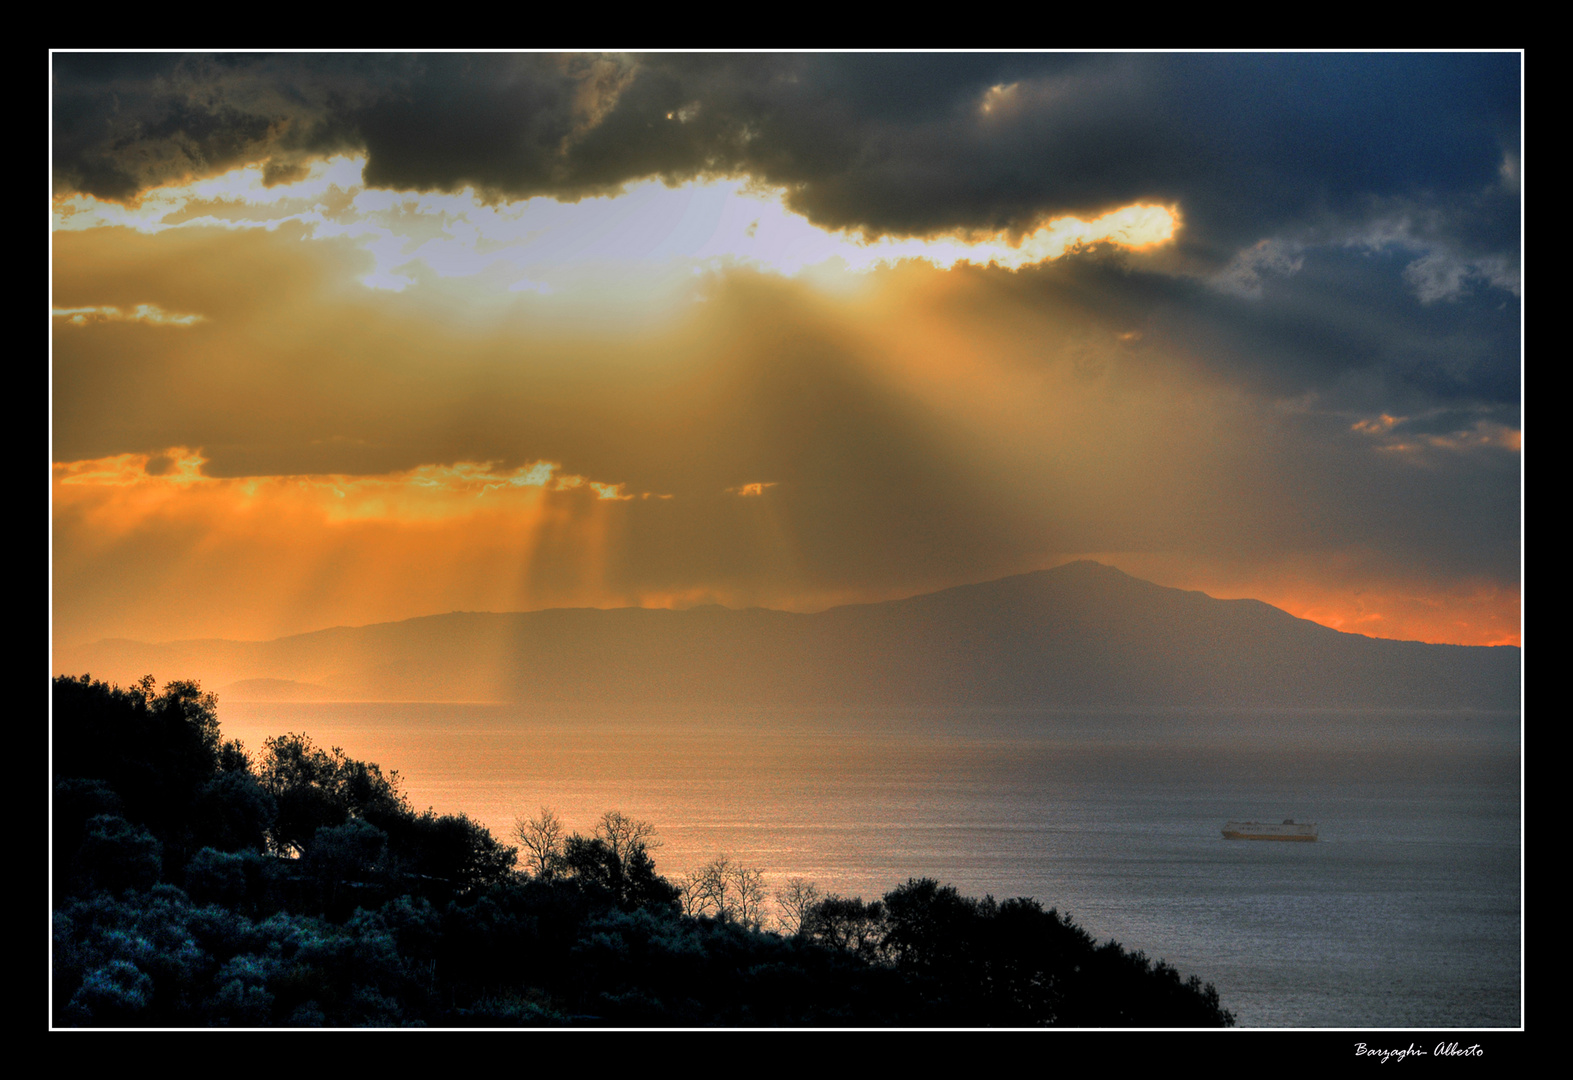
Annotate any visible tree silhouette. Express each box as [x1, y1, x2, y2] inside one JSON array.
[[514, 806, 565, 880], [774, 877, 823, 937], [593, 810, 660, 863], [386, 810, 518, 895], [805, 894, 888, 961], [256, 732, 408, 856], [681, 855, 769, 928], [559, 811, 679, 912], [74, 814, 163, 895], [53, 675, 221, 846]]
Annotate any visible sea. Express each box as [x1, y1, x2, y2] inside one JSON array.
[[218, 702, 1522, 1029]]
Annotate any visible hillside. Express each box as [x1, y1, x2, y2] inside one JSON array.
[[55, 561, 1520, 709]]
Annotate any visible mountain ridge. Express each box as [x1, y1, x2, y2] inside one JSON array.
[[55, 561, 1520, 709]]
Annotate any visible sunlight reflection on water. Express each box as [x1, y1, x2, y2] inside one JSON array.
[[219, 702, 1520, 1027]]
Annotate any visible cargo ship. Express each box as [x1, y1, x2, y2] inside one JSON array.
[[1222, 819, 1318, 841]]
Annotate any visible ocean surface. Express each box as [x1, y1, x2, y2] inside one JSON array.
[[219, 702, 1521, 1028]]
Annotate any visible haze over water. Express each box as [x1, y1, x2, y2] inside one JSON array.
[[218, 701, 1521, 1028], [52, 54, 1523, 1035]]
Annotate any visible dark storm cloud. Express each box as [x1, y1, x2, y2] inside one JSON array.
[[51, 53, 399, 199], [933, 238, 1519, 425], [52, 52, 1522, 421], [53, 52, 1520, 262]]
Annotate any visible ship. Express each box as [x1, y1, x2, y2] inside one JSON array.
[[1222, 819, 1318, 841]]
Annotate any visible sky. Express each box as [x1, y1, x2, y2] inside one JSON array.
[[50, 52, 1522, 650]]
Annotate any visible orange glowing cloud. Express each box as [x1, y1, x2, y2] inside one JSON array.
[[51, 303, 206, 327], [51, 173, 1512, 655], [1070, 550, 1521, 649], [1351, 415, 1522, 462], [828, 203, 1180, 273], [50, 449, 658, 645], [728, 482, 777, 497], [55, 451, 643, 524], [1351, 413, 1402, 434]]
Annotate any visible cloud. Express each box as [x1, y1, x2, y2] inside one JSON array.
[[1402, 251, 1474, 303], [50, 146, 1515, 435], [52, 158, 1178, 296], [1072, 548, 1520, 647], [1350, 413, 1401, 435], [728, 482, 776, 497], [51, 54, 1519, 424], [1207, 183, 1520, 308], [52, 53, 383, 200], [51, 303, 206, 327], [1402, 249, 1520, 304], [1211, 238, 1305, 299], [61, 222, 1518, 584], [1499, 151, 1520, 194], [1340, 201, 1520, 304], [52, 53, 1520, 263], [50, 54, 1521, 650], [1350, 412, 1522, 460]]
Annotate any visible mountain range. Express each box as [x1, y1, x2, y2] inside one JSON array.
[[53, 561, 1520, 710]]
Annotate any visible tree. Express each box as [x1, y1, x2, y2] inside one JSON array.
[[774, 877, 823, 937], [52, 675, 223, 847], [679, 856, 723, 918], [305, 818, 391, 911], [680, 855, 769, 929], [594, 810, 660, 864], [257, 733, 408, 856], [804, 895, 888, 961], [559, 811, 679, 912], [54, 779, 124, 898], [731, 863, 768, 929], [390, 810, 518, 895], [514, 806, 565, 881], [189, 770, 276, 854], [879, 877, 983, 973], [65, 960, 155, 1025], [74, 815, 163, 895]]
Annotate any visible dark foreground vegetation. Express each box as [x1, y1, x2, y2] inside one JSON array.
[[52, 675, 1235, 1027]]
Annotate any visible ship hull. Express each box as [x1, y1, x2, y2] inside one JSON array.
[[1222, 821, 1318, 841]]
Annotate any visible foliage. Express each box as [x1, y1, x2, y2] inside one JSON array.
[[804, 894, 889, 961], [74, 815, 163, 896], [51, 675, 1234, 1028], [514, 806, 565, 880], [679, 855, 769, 929], [184, 847, 281, 913], [65, 959, 155, 1025], [190, 770, 277, 854], [53, 674, 223, 871], [383, 810, 518, 895], [561, 834, 680, 914], [305, 819, 392, 912], [524, 810, 679, 915], [53, 778, 124, 897], [257, 732, 410, 857], [800, 877, 1236, 1026], [774, 877, 823, 937]]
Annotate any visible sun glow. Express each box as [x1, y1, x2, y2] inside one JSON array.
[[54, 451, 643, 523], [1070, 551, 1522, 649], [833, 203, 1180, 272], [51, 303, 205, 327], [50, 448, 659, 645], [52, 156, 1180, 301]]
